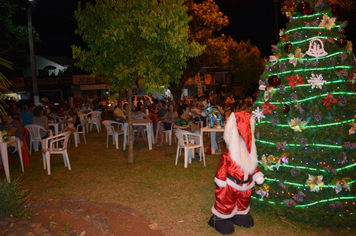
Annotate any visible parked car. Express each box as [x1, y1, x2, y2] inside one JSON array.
[[93, 97, 117, 110], [122, 95, 153, 108]]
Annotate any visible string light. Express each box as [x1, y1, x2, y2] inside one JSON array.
[[264, 65, 352, 77], [255, 118, 354, 129], [256, 139, 343, 149], [256, 92, 356, 105], [252, 195, 356, 209], [292, 12, 327, 20], [285, 24, 342, 34], [258, 161, 356, 173], [264, 177, 356, 189], [278, 51, 343, 61]]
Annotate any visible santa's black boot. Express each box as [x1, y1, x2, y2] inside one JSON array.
[[231, 212, 254, 228], [208, 215, 234, 235]]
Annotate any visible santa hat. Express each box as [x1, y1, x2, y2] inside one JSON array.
[[223, 111, 258, 175]]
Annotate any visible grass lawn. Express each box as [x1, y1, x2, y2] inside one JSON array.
[[6, 125, 352, 236]]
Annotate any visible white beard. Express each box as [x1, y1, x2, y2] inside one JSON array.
[[223, 113, 258, 175]]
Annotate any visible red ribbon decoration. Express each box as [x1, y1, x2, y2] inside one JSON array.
[[262, 101, 276, 115], [322, 94, 338, 109]]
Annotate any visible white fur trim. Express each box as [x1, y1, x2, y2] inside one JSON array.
[[211, 205, 238, 219], [253, 172, 265, 185], [215, 177, 227, 188], [223, 113, 258, 175], [234, 205, 250, 215], [226, 178, 255, 191], [211, 205, 251, 218]]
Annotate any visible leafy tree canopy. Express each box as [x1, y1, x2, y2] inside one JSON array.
[[0, 0, 40, 75], [72, 0, 205, 94]]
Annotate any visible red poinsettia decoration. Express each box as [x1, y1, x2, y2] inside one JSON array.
[[262, 101, 276, 115], [288, 75, 305, 89], [322, 94, 338, 109], [346, 72, 356, 91]]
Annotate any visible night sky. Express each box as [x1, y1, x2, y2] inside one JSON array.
[[25, 0, 286, 58]]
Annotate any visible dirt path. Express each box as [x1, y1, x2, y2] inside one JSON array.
[[0, 199, 165, 236]]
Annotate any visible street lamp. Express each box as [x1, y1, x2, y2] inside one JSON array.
[[27, 0, 40, 104]]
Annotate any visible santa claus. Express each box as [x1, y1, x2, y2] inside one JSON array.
[[208, 111, 264, 235]]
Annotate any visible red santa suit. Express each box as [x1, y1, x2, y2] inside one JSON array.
[[211, 111, 264, 219]]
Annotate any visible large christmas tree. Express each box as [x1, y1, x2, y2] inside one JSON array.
[[251, 0, 356, 227]]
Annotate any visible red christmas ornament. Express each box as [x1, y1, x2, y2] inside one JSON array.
[[284, 0, 295, 8], [268, 75, 281, 87], [297, 1, 311, 15], [336, 38, 347, 48], [284, 43, 292, 52], [283, 104, 290, 114], [331, 4, 340, 16]]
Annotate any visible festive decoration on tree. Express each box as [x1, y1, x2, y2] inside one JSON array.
[[335, 178, 351, 194], [278, 85, 285, 94], [299, 137, 308, 147], [306, 174, 324, 192], [288, 117, 308, 132], [268, 75, 282, 87], [318, 14, 336, 30], [349, 122, 356, 135], [290, 168, 300, 177], [283, 104, 290, 114], [252, 107, 265, 123], [253, 0, 356, 228], [294, 32, 303, 42], [259, 79, 274, 101], [276, 141, 287, 152], [279, 62, 287, 72], [288, 75, 305, 89], [297, 1, 311, 14], [339, 21, 348, 34], [290, 92, 298, 101], [314, 110, 322, 121], [284, 43, 293, 52], [307, 73, 326, 89], [283, 199, 296, 207], [336, 38, 347, 48], [305, 38, 328, 57], [271, 115, 279, 126], [255, 185, 270, 200], [337, 96, 347, 106], [262, 101, 276, 115], [322, 93, 338, 109], [292, 191, 306, 202], [288, 48, 305, 66]]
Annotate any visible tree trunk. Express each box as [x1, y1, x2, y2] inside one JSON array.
[[128, 89, 134, 164]]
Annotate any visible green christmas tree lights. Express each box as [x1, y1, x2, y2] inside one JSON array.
[[252, 0, 356, 227]]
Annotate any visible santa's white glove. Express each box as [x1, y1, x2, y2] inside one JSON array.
[[253, 172, 264, 185]]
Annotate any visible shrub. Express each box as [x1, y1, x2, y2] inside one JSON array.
[[0, 175, 30, 217]]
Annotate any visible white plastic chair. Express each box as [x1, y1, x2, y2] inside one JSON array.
[[87, 111, 102, 132], [191, 114, 204, 128], [41, 131, 71, 175], [156, 121, 174, 146], [174, 129, 206, 168], [102, 120, 125, 149], [72, 123, 86, 147], [78, 113, 89, 133], [25, 124, 53, 155]]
